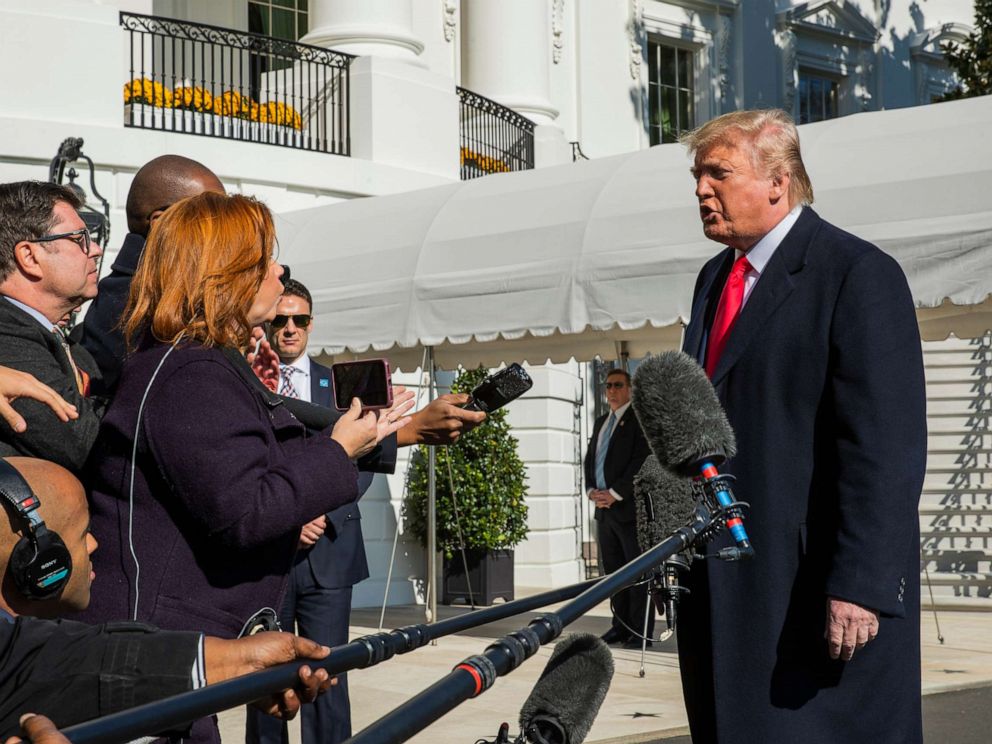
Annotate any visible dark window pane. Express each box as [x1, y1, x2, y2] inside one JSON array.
[[299, 0, 308, 10], [298, 12, 308, 36], [810, 80, 824, 121], [677, 48, 692, 89], [826, 82, 837, 118], [660, 45, 676, 86], [679, 88, 693, 133], [650, 125, 661, 147], [248, 2, 267, 35], [649, 85, 661, 126], [271, 7, 296, 40], [272, 0, 296, 7], [661, 86, 677, 142], [648, 42, 660, 85]]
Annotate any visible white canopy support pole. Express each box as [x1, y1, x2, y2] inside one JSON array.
[[426, 346, 438, 634]]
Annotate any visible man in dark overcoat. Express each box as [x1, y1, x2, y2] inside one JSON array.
[[584, 368, 652, 647], [677, 109, 926, 743]]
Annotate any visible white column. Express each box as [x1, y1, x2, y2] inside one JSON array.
[[302, 0, 458, 178], [303, 0, 423, 62], [462, 0, 559, 125]]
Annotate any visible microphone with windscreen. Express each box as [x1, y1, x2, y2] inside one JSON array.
[[518, 633, 615, 744], [632, 351, 753, 560], [633, 455, 700, 637]]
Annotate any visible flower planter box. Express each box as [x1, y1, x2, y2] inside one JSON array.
[[442, 548, 514, 606], [124, 103, 172, 130]]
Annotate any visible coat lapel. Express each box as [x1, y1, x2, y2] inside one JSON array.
[[683, 249, 734, 362], [708, 208, 820, 386]]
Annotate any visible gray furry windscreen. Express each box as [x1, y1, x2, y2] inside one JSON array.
[[631, 351, 736, 473]]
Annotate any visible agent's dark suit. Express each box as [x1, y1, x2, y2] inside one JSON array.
[[678, 208, 926, 743], [72, 231, 144, 397], [0, 298, 104, 473], [584, 406, 651, 640], [247, 359, 393, 744]]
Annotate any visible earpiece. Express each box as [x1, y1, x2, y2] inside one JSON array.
[[0, 458, 72, 600]]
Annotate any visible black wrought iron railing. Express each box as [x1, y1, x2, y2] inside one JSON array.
[[120, 12, 354, 155], [457, 87, 535, 180]]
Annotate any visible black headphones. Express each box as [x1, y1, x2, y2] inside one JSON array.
[[0, 458, 72, 600]]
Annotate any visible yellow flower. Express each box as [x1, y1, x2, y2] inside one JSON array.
[[460, 147, 510, 174], [173, 85, 213, 113], [213, 90, 254, 119], [259, 101, 304, 130], [123, 78, 173, 108]]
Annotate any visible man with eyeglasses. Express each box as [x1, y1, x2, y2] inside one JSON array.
[[0, 182, 105, 473], [584, 367, 652, 648]]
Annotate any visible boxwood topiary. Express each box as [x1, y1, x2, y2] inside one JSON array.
[[403, 366, 529, 558]]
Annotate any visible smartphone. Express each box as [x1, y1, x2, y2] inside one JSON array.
[[331, 359, 393, 411], [463, 363, 533, 413]]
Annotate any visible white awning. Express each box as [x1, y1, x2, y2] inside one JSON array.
[[275, 95, 992, 370]]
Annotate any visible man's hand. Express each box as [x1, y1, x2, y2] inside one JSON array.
[[396, 393, 487, 447], [0, 366, 78, 432], [203, 632, 335, 720], [299, 515, 327, 549], [5, 714, 68, 744], [595, 490, 618, 508], [248, 327, 280, 393], [824, 596, 879, 661], [586, 489, 613, 508]]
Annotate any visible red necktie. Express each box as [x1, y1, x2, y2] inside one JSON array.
[[705, 254, 752, 378]]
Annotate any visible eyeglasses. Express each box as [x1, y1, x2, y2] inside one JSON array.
[[34, 228, 92, 256], [271, 314, 311, 330], [604, 381, 627, 390]]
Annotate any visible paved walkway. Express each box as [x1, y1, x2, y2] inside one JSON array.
[[218, 595, 992, 743]]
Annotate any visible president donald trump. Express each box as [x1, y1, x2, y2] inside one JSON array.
[[677, 109, 926, 743]]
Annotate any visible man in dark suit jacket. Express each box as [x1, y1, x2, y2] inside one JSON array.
[[73, 155, 225, 396], [677, 109, 926, 744], [584, 368, 651, 648], [246, 279, 386, 744], [0, 182, 106, 473]]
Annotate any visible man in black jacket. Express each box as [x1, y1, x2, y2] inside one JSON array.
[[0, 182, 105, 473], [73, 155, 224, 395], [0, 455, 334, 738], [584, 368, 652, 648]]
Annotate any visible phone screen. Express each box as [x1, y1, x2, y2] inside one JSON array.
[[331, 359, 392, 410]]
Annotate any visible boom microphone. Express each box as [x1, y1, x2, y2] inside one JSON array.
[[633, 454, 701, 553], [518, 634, 614, 744], [632, 352, 752, 559], [631, 351, 736, 475]]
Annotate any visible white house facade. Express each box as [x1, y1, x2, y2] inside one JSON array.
[[0, 0, 980, 608]]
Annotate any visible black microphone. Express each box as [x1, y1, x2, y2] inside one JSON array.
[[518, 633, 614, 744], [632, 351, 752, 559], [633, 455, 697, 635], [633, 454, 700, 553]]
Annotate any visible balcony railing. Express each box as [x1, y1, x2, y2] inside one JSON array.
[[457, 87, 535, 180], [120, 12, 354, 155]]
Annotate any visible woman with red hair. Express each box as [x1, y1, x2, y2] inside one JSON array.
[[81, 192, 410, 645]]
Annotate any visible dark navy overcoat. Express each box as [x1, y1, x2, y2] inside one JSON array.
[[678, 208, 927, 744]]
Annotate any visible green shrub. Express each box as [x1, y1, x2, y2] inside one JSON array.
[[404, 366, 529, 558]]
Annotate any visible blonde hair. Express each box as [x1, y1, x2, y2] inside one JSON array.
[[124, 192, 275, 350], [681, 109, 814, 207]]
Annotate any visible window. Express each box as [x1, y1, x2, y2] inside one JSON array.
[[247, 1, 309, 98], [647, 40, 694, 145], [248, 0, 308, 42], [797, 72, 838, 124]]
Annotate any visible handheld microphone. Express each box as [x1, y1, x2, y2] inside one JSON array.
[[517, 633, 614, 744], [632, 351, 753, 559]]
